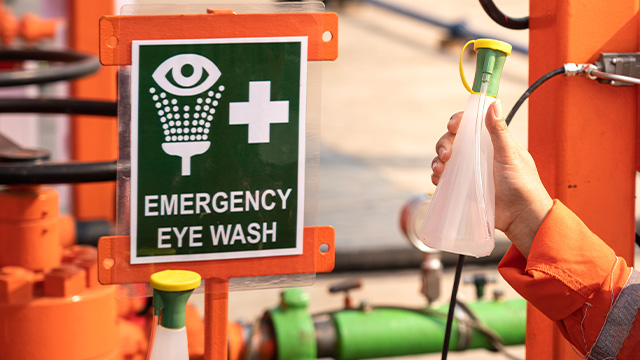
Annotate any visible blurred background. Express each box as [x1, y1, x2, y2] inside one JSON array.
[[0, 1, 611, 359]]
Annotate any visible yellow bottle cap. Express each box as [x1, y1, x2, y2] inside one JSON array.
[[150, 270, 201, 292], [459, 39, 512, 95], [474, 39, 512, 56]]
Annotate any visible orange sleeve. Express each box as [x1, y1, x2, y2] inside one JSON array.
[[497, 199, 633, 355]]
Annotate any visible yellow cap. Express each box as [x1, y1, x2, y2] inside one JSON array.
[[150, 270, 201, 292], [474, 39, 512, 56]]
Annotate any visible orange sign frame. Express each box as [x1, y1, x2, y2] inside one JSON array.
[[98, 227, 335, 285], [97, 9, 338, 360], [99, 11, 338, 66]]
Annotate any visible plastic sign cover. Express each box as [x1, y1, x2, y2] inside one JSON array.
[[130, 37, 307, 264]]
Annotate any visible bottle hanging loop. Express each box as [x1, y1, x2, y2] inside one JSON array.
[[459, 40, 476, 94]]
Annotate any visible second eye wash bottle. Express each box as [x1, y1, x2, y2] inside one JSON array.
[[420, 39, 511, 257], [147, 270, 201, 360]]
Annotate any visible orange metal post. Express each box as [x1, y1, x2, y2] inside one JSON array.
[[205, 278, 229, 360], [68, 0, 118, 222], [528, 1, 638, 358]]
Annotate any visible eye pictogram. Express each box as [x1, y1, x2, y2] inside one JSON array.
[[152, 54, 221, 96]]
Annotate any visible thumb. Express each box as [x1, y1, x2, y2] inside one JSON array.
[[486, 100, 516, 159]]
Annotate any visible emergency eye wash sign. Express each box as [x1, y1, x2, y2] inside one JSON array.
[[129, 37, 307, 264]]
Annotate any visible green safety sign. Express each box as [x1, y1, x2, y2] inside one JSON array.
[[129, 37, 307, 264]]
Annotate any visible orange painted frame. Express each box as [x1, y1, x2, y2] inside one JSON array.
[[97, 10, 338, 360], [528, 1, 638, 359], [98, 11, 338, 66], [97, 226, 335, 285]]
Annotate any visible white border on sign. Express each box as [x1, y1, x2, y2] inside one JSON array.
[[130, 36, 307, 264]]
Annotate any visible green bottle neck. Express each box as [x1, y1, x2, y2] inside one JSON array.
[[153, 288, 194, 329], [471, 48, 508, 97]]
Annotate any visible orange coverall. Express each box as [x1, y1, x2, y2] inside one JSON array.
[[498, 200, 640, 358]]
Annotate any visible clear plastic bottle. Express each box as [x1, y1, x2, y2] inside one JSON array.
[[149, 326, 189, 360], [147, 270, 201, 360], [420, 39, 512, 258]]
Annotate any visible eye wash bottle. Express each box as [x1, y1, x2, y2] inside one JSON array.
[[147, 270, 201, 360], [420, 39, 511, 257]]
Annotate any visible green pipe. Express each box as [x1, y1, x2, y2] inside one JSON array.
[[269, 288, 317, 360], [332, 298, 525, 360]]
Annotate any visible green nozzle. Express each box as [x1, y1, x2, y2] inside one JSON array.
[[150, 270, 201, 329], [470, 39, 511, 97]]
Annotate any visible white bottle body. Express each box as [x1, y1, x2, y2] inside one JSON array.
[[420, 94, 495, 257], [148, 325, 189, 360]]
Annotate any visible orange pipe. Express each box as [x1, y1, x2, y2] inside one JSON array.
[[0, 186, 61, 271], [58, 214, 76, 248], [0, 246, 120, 360], [68, 0, 117, 222]]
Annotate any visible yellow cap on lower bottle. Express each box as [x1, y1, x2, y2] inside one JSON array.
[[150, 270, 201, 292]]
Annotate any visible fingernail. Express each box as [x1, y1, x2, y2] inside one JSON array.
[[493, 99, 503, 119], [448, 115, 454, 125], [438, 147, 446, 159], [432, 161, 438, 169]]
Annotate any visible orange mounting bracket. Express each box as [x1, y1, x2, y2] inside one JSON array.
[[99, 11, 338, 66], [98, 9, 338, 360], [98, 226, 334, 360], [98, 227, 335, 285]]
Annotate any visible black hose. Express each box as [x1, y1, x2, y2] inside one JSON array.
[[441, 254, 465, 360], [0, 49, 101, 87], [505, 67, 565, 126], [0, 98, 117, 117], [478, 0, 529, 30], [0, 161, 117, 184]]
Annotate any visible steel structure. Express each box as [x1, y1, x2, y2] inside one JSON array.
[[528, 1, 638, 359]]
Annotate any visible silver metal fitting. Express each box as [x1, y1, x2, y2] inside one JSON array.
[[563, 63, 581, 77], [565, 54, 640, 86], [563, 63, 595, 78], [421, 252, 443, 304]]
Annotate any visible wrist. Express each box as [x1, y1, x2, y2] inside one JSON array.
[[505, 197, 553, 259]]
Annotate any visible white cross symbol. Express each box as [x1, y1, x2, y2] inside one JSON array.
[[229, 81, 289, 144]]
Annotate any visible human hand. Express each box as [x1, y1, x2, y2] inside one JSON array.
[[431, 100, 552, 258]]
